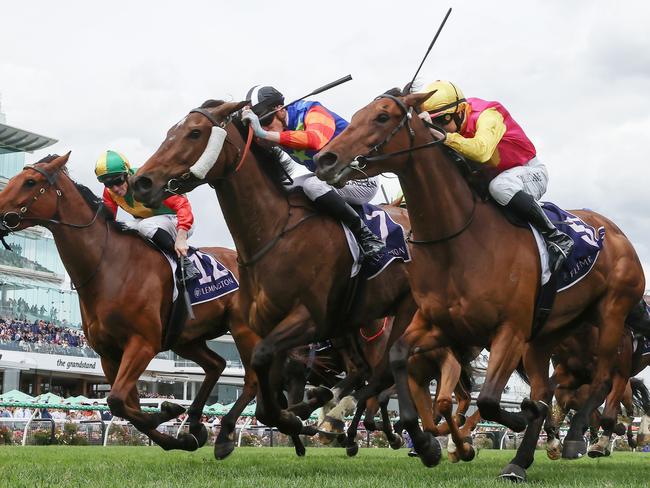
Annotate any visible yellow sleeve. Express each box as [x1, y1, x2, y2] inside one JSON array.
[[444, 108, 506, 164]]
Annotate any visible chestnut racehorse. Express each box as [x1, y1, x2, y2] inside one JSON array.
[[314, 90, 645, 480], [0, 154, 260, 455], [130, 100, 418, 456]]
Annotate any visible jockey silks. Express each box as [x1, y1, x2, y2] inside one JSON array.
[[447, 98, 537, 173], [280, 101, 348, 172]]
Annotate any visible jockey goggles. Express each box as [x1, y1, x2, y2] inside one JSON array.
[[430, 112, 454, 126], [102, 174, 127, 188]]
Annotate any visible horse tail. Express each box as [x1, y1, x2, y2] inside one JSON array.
[[630, 377, 650, 415], [459, 357, 477, 393], [626, 299, 650, 333], [515, 360, 530, 386]]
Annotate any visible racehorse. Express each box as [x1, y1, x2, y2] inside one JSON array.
[[313, 89, 646, 480], [130, 100, 418, 456], [0, 153, 260, 455], [545, 322, 650, 458]]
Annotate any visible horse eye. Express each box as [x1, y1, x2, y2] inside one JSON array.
[[25, 179, 36, 187], [376, 113, 390, 123], [188, 129, 202, 139]]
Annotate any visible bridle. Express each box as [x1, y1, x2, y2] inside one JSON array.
[[164, 108, 254, 195], [0, 163, 109, 289], [162, 107, 315, 267], [345, 94, 476, 245]]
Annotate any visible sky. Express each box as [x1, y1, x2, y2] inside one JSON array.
[[1, 0, 649, 284]]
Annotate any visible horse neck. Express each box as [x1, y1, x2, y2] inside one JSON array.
[[398, 144, 476, 255], [47, 177, 113, 291], [213, 146, 290, 263]]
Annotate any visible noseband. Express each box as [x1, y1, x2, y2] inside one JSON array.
[[347, 95, 476, 245], [164, 109, 253, 195]]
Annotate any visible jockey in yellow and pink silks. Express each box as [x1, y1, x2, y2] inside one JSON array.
[[418, 80, 574, 273]]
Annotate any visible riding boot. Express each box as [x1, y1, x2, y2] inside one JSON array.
[[313, 190, 385, 261], [506, 191, 575, 274], [626, 300, 650, 337], [150, 229, 201, 282]]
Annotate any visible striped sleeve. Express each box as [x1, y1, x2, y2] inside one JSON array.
[[445, 108, 506, 164], [279, 105, 337, 151]]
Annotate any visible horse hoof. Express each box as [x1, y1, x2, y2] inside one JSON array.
[[461, 443, 476, 462], [161, 401, 186, 418], [562, 440, 587, 459], [294, 442, 306, 457], [614, 423, 626, 436], [190, 423, 208, 448], [346, 442, 359, 457], [389, 434, 403, 450], [214, 440, 236, 460], [546, 445, 562, 461], [587, 446, 606, 458], [318, 416, 346, 435], [448, 450, 460, 463], [301, 425, 319, 437], [177, 433, 199, 452], [499, 463, 527, 482], [417, 433, 442, 468], [306, 386, 334, 404]]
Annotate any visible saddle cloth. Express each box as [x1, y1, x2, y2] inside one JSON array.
[[342, 203, 411, 279], [533, 203, 605, 292], [165, 249, 239, 304]]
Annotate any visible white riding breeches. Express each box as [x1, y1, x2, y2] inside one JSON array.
[[488, 157, 548, 205], [289, 174, 379, 205], [125, 214, 194, 240]]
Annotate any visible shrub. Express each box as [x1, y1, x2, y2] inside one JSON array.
[[0, 426, 13, 445], [32, 429, 53, 445]]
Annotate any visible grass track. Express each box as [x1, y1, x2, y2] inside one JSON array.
[[1, 446, 649, 487]]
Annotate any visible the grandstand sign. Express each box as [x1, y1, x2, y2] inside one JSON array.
[[0, 350, 175, 376]]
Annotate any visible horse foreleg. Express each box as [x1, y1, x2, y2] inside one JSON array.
[[389, 310, 442, 468], [563, 295, 632, 459], [251, 305, 316, 437], [106, 338, 185, 431], [500, 344, 553, 482], [476, 324, 528, 432], [173, 340, 227, 448], [588, 371, 628, 458]]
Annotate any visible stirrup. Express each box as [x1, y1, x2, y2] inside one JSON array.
[[178, 257, 201, 283]]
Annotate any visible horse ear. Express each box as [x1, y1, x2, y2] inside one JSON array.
[[52, 152, 71, 168], [227, 100, 249, 115], [403, 90, 437, 112]]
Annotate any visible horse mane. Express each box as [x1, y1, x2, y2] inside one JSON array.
[[230, 116, 294, 193], [31, 154, 141, 236], [383, 87, 406, 97]]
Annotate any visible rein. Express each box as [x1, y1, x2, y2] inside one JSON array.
[[168, 108, 316, 267], [350, 95, 476, 245], [359, 316, 390, 342]]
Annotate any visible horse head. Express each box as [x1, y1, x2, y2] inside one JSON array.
[[315, 89, 434, 186], [0, 152, 71, 233], [132, 100, 248, 207]]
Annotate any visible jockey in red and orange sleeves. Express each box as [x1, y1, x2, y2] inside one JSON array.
[[95, 150, 200, 281], [241, 85, 385, 261]]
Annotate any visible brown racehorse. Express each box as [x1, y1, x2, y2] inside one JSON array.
[[0, 153, 261, 455], [313, 90, 646, 480], [545, 322, 650, 458], [130, 100, 420, 456]]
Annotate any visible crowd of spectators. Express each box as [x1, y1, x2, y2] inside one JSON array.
[[0, 316, 93, 357], [0, 404, 108, 422]]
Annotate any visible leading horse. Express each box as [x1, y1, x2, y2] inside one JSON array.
[[130, 100, 419, 455], [314, 90, 645, 480], [0, 153, 260, 454]]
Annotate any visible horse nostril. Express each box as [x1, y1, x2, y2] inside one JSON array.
[[133, 176, 152, 194], [316, 152, 339, 171]]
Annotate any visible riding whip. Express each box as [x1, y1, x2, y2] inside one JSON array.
[[259, 74, 353, 120], [406, 7, 453, 93]]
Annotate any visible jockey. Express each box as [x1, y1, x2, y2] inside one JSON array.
[[419, 80, 574, 273], [241, 85, 385, 261], [94, 150, 200, 281]]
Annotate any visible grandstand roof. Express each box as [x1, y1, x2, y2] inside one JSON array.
[[0, 122, 57, 154]]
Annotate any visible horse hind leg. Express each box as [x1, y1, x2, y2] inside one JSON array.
[[588, 372, 628, 458], [173, 340, 227, 449]]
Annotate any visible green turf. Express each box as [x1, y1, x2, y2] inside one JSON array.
[[0, 446, 648, 487]]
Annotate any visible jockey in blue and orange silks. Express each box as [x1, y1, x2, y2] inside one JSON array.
[[418, 80, 574, 273], [241, 85, 385, 261]]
